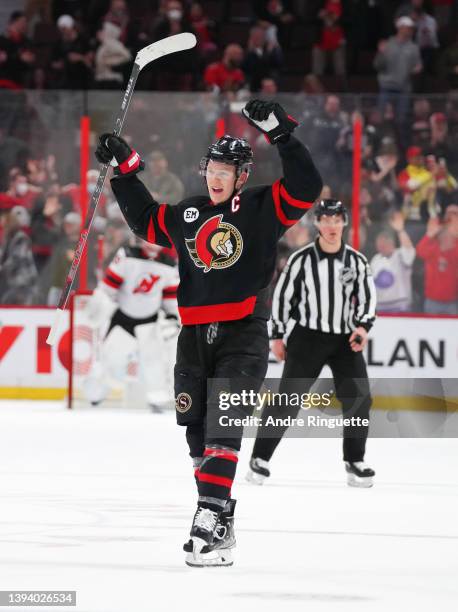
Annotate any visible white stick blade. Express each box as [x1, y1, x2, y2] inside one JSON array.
[[46, 308, 65, 346], [135, 32, 197, 70]]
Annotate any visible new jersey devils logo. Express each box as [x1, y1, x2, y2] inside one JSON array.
[[185, 214, 243, 272]]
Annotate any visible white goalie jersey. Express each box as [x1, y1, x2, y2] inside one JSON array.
[[100, 244, 179, 319], [84, 244, 179, 409]]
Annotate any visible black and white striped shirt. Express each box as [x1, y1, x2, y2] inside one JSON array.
[[272, 239, 377, 338]]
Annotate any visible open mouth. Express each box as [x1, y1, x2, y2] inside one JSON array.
[[211, 187, 224, 194]]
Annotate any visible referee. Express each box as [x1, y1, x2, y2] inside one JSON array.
[[247, 199, 377, 487]]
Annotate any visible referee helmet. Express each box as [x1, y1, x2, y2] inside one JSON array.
[[314, 199, 349, 226]]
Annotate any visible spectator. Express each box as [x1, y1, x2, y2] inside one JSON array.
[[428, 112, 456, 170], [370, 212, 416, 312], [304, 94, 346, 191], [374, 16, 422, 124], [411, 0, 439, 74], [30, 188, 63, 272], [204, 43, 245, 92], [61, 169, 108, 214], [102, 0, 130, 43], [0, 205, 38, 304], [260, 77, 278, 95], [51, 14, 93, 89], [0, 128, 29, 186], [416, 205, 458, 314], [151, 1, 196, 90], [0, 11, 36, 89], [253, 0, 294, 48], [46, 211, 81, 305], [425, 154, 458, 215], [409, 97, 432, 148], [94, 21, 131, 89], [312, 0, 346, 77], [189, 2, 217, 58], [143, 151, 184, 205], [438, 31, 458, 91], [398, 146, 436, 230], [0, 168, 41, 211], [243, 26, 282, 92]]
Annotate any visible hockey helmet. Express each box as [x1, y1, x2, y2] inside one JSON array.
[[200, 135, 253, 178], [314, 199, 348, 226]]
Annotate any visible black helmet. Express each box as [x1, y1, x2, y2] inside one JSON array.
[[200, 135, 253, 178], [314, 199, 348, 225]]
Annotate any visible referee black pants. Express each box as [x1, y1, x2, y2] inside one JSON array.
[[253, 324, 372, 463]]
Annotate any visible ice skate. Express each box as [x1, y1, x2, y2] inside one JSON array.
[[184, 501, 235, 567], [345, 461, 375, 488], [246, 457, 270, 485]]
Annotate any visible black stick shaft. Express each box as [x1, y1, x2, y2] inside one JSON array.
[[56, 63, 140, 311]]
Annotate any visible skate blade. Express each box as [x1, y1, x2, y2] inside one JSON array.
[[185, 549, 233, 567], [347, 473, 374, 488], [245, 470, 266, 485]]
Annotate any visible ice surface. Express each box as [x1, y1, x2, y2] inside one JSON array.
[[0, 401, 457, 612]]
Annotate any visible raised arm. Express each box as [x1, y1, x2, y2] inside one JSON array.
[[242, 99, 322, 228], [95, 134, 177, 249]]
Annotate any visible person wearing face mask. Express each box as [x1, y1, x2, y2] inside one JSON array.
[[151, 1, 196, 90], [0, 168, 41, 211], [95, 99, 322, 566], [204, 43, 245, 93], [247, 199, 377, 489]]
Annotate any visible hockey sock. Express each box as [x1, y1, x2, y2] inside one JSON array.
[[195, 446, 238, 511]]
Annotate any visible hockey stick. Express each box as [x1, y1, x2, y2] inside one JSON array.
[[46, 32, 196, 346]]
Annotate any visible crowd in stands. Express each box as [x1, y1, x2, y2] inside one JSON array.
[[0, 1, 457, 93], [0, 1, 457, 315]]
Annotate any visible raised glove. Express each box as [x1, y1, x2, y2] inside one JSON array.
[[242, 99, 298, 144], [95, 133, 144, 176]]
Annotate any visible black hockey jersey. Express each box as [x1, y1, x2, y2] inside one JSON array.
[[110, 136, 322, 325]]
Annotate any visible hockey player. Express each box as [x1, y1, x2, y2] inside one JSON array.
[[247, 199, 377, 488], [95, 99, 323, 566], [85, 237, 179, 411]]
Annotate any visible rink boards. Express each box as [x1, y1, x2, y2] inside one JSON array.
[[1, 306, 458, 408]]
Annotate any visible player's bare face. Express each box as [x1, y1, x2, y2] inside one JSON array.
[[206, 161, 237, 204], [318, 215, 344, 248]]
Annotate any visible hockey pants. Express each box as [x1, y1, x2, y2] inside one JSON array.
[[174, 317, 269, 509]]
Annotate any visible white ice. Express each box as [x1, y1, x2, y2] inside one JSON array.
[[0, 400, 457, 612]]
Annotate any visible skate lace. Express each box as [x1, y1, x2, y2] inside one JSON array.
[[195, 508, 218, 533], [353, 461, 369, 470]]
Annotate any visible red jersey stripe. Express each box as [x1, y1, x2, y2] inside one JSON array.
[[272, 180, 296, 226], [103, 277, 120, 289], [178, 296, 256, 325], [147, 216, 156, 243], [105, 268, 123, 283], [197, 472, 233, 488], [158, 204, 174, 246], [279, 184, 313, 209]]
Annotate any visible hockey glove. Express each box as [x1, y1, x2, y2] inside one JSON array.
[[95, 133, 144, 177], [242, 99, 298, 144]]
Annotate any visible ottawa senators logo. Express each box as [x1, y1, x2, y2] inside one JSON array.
[[185, 214, 243, 272]]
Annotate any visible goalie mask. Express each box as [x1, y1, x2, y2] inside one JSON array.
[[200, 135, 253, 179]]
